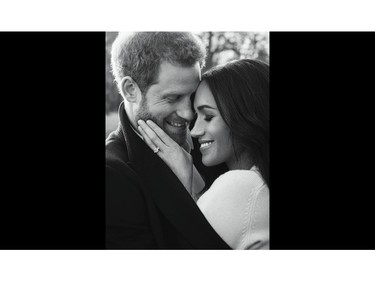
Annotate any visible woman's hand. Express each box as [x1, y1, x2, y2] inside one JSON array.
[[137, 119, 193, 193]]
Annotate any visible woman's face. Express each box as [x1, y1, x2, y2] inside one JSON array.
[[191, 81, 235, 167]]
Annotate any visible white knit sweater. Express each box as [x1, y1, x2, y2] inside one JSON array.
[[197, 168, 269, 249]]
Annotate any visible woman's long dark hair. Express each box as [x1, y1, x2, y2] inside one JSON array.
[[202, 59, 269, 187]]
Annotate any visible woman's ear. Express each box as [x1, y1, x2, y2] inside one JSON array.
[[119, 76, 141, 103]]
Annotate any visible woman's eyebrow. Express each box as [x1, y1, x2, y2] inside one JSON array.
[[196, 105, 217, 111]]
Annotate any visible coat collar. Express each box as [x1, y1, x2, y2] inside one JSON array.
[[118, 102, 230, 249]]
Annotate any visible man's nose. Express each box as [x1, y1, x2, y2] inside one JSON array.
[[176, 97, 194, 122]]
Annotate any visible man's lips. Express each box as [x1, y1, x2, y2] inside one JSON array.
[[166, 120, 187, 128]]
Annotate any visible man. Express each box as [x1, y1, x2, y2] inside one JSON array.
[[106, 32, 229, 249]]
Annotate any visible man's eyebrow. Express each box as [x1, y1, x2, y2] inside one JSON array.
[[162, 91, 187, 96], [196, 105, 217, 111]]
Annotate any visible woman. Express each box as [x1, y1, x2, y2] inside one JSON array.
[[138, 59, 269, 249]]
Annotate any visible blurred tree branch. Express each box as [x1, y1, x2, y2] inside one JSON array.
[[197, 31, 269, 73]]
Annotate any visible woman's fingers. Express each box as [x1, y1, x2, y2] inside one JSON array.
[[138, 125, 157, 151], [138, 119, 193, 191], [145, 120, 176, 147], [137, 120, 165, 152]]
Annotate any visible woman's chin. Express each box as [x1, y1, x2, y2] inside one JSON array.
[[202, 157, 218, 167]]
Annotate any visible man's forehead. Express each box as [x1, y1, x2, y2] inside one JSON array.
[[153, 62, 201, 94], [157, 61, 200, 78]]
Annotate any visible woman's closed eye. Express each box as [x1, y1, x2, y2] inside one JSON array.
[[204, 115, 214, 121]]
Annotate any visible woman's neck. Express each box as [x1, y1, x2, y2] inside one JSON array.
[[226, 152, 253, 170]]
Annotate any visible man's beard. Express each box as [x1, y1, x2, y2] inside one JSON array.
[[135, 99, 187, 146]]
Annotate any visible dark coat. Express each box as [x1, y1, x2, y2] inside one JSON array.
[[106, 103, 230, 249]]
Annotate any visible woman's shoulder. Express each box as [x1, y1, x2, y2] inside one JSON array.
[[198, 167, 267, 207], [211, 168, 266, 193]]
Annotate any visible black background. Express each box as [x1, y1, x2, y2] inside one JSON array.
[[1, 32, 105, 249], [1, 32, 374, 249], [270, 32, 375, 249]]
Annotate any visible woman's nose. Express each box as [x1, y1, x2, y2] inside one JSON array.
[[191, 119, 204, 138]]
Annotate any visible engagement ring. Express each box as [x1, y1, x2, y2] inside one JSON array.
[[153, 147, 160, 153]]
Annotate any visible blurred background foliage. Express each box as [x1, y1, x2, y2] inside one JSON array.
[[106, 32, 269, 136]]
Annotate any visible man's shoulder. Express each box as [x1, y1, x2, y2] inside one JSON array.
[[106, 129, 132, 172], [106, 148, 140, 192]]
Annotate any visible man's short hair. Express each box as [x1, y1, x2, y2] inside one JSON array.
[[111, 32, 207, 94]]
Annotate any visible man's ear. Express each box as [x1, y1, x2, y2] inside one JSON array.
[[119, 76, 142, 103]]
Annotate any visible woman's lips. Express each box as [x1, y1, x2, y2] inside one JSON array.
[[200, 140, 214, 152]]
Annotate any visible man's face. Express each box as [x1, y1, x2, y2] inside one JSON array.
[[135, 61, 201, 145]]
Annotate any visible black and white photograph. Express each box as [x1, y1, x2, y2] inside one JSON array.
[[105, 32, 269, 249]]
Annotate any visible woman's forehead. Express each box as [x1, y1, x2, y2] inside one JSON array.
[[194, 81, 217, 109]]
